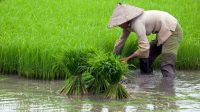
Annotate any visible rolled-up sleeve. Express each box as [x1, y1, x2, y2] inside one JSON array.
[[132, 23, 150, 58], [113, 29, 130, 54], [135, 40, 150, 58]]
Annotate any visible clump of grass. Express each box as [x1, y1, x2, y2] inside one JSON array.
[[87, 75, 109, 94], [60, 75, 87, 95], [105, 83, 130, 99], [88, 54, 130, 99], [60, 50, 130, 99], [60, 48, 97, 95]]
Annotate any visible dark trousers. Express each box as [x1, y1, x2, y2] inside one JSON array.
[[140, 24, 182, 78], [140, 40, 176, 78], [140, 39, 162, 74]]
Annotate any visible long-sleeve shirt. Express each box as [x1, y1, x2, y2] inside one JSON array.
[[113, 10, 178, 58]]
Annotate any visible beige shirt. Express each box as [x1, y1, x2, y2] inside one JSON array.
[[113, 10, 178, 58]]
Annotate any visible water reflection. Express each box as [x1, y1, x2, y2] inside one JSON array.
[[124, 106, 137, 112], [123, 71, 178, 111], [0, 71, 200, 112], [81, 104, 93, 112], [101, 106, 109, 112]]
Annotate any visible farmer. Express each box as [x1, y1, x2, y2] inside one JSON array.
[[108, 3, 183, 78]]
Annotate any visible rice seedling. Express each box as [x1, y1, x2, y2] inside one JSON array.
[[86, 75, 109, 94], [82, 72, 95, 87], [60, 48, 97, 95], [88, 54, 130, 99], [60, 51, 130, 99], [60, 75, 87, 95], [62, 48, 98, 75], [104, 83, 130, 100]]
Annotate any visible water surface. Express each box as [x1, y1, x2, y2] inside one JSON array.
[[0, 70, 200, 112]]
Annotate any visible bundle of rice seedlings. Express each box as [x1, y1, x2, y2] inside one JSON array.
[[104, 83, 129, 100], [60, 75, 87, 95], [60, 48, 97, 95], [82, 72, 95, 86], [87, 75, 109, 94], [87, 54, 112, 94], [88, 54, 130, 99]]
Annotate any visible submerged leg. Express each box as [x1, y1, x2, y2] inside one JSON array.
[[161, 53, 176, 78], [140, 40, 162, 74], [161, 23, 183, 78]]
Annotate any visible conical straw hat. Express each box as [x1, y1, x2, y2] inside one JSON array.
[[108, 3, 144, 28]]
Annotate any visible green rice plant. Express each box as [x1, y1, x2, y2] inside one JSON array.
[[82, 72, 95, 88], [60, 71, 96, 96], [88, 54, 130, 99], [63, 49, 96, 75], [0, 0, 200, 79], [18, 47, 66, 80], [89, 54, 128, 84], [60, 48, 98, 95], [105, 83, 130, 100], [60, 75, 87, 95], [87, 76, 109, 94], [0, 44, 19, 74]]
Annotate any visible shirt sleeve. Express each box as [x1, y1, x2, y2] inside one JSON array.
[[132, 22, 150, 58], [113, 29, 130, 55]]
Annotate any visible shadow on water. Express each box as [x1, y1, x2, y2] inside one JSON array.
[[0, 70, 200, 112]]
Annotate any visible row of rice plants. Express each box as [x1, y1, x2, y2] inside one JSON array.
[[0, 0, 200, 79]]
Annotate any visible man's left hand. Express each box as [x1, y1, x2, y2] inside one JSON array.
[[120, 57, 132, 62]]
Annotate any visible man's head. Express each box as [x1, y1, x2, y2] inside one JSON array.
[[107, 3, 144, 28], [119, 21, 129, 29]]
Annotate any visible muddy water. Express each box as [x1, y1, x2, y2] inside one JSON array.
[[0, 70, 200, 112]]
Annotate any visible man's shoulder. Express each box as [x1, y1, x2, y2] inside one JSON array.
[[144, 10, 168, 14], [144, 10, 176, 18]]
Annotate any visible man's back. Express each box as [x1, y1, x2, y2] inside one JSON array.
[[131, 10, 178, 45]]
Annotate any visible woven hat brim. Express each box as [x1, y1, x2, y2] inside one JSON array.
[[108, 4, 144, 28]]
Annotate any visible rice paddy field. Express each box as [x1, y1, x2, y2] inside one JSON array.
[[1, 71, 200, 111], [0, 0, 200, 79], [0, 0, 200, 111]]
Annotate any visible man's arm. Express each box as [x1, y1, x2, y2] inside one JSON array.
[[113, 29, 130, 55], [120, 23, 150, 61]]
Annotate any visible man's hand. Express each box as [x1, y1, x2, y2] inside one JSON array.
[[120, 56, 132, 62], [120, 51, 138, 62]]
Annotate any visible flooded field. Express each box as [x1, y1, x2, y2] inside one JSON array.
[[0, 70, 200, 112]]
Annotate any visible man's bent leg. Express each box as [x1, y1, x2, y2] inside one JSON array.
[[140, 58, 152, 74], [161, 53, 176, 78], [161, 23, 183, 78], [140, 40, 162, 74]]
